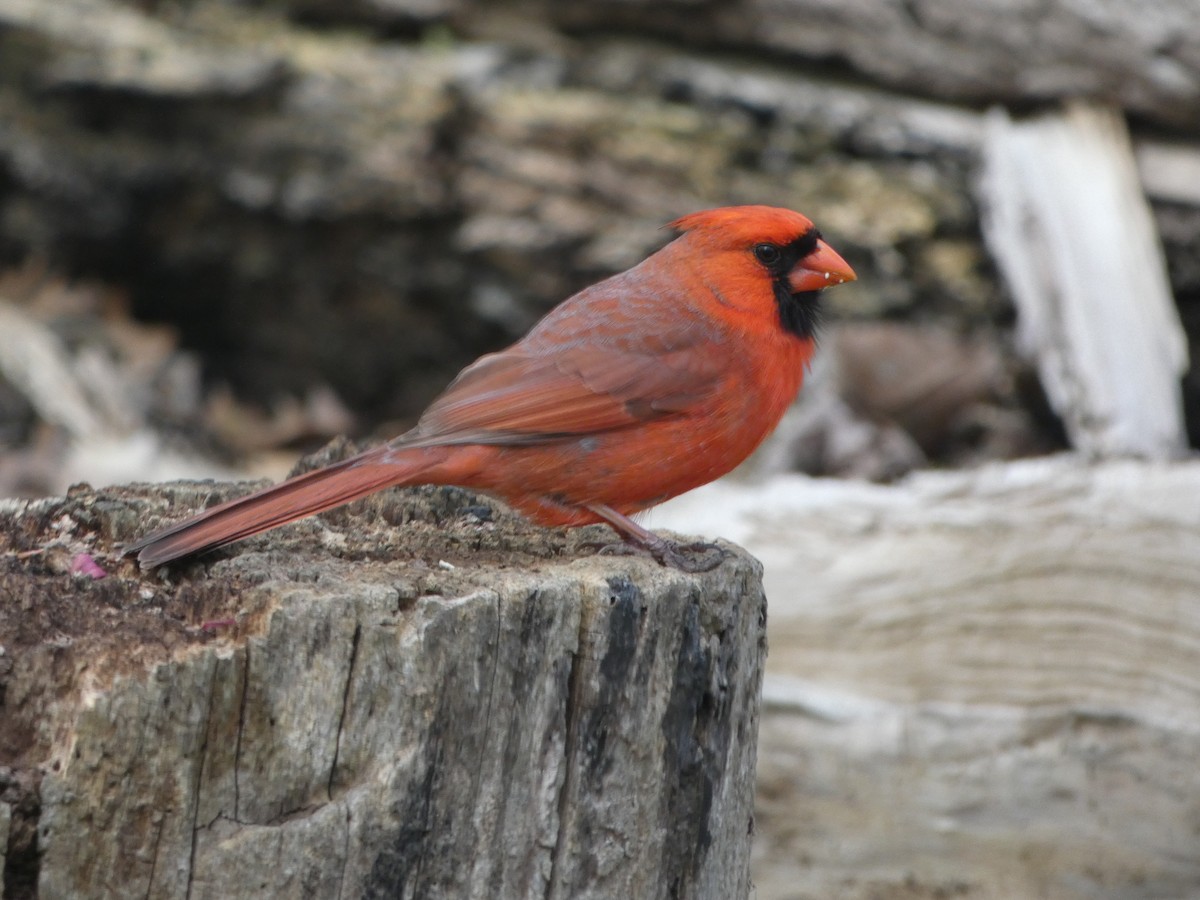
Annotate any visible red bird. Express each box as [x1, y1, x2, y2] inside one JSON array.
[[127, 206, 855, 570]]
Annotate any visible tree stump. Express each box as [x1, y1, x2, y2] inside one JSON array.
[[0, 479, 766, 899]]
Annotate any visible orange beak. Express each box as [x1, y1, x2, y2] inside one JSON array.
[[787, 239, 857, 293]]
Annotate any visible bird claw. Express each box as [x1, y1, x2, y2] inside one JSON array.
[[653, 539, 727, 572], [590, 537, 726, 573]]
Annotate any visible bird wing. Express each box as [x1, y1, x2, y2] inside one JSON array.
[[398, 298, 727, 447]]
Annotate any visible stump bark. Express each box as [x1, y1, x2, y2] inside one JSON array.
[[0, 479, 766, 900]]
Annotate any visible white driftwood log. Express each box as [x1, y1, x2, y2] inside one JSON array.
[[1136, 139, 1200, 207], [979, 103, 1188, 460], [655, 456, 1200, 899]]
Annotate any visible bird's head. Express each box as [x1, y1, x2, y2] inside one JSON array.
[[668, 205, 857, 339]]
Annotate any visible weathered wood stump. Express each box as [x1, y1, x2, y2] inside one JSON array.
[[0, 478, 766, 899]]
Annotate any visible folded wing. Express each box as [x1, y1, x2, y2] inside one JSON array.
[[398, 297, 726, 448]]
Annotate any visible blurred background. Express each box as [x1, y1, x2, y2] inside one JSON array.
[[2, 0, 1200, 897]]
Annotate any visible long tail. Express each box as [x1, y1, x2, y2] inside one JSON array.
[[126, 446, 423, 567]]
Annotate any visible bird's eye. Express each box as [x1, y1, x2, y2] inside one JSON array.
[[753, 243, 783, 267]]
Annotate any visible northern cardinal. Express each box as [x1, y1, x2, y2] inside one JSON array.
[[127, 206, 855, 570]]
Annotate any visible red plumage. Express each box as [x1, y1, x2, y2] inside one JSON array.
[[127, 205, 855, 570]]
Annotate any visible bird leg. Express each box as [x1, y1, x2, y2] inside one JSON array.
[[584, 503, 726, 573]]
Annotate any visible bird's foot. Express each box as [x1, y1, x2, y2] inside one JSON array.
[[577, 504, 727, 572], [651, 538, 727, 572], [592, 535, 727, 573]]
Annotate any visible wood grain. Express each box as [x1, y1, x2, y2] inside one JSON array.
[[656, 456, 1200, 899]]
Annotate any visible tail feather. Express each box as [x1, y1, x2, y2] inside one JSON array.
[[127, 447, 413, 567]]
